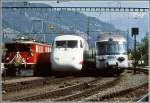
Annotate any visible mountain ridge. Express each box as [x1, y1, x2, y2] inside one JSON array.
[[2, 2, 133, 48]]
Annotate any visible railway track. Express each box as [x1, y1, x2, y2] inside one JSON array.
[[87, 83, 148, 101], [2, 76, 99, 101], [133, 93, 149, 102], [2, 77, 47, 92], [82, 69, 148, 102], [2, 67, 148, 102], [54, 68, 148, 102], [3, 76, 103, 101], [9, 75, 122, 101], [127, 67, 148, 74], [53, 76, 122, 101], [2, 76, 82, 93]]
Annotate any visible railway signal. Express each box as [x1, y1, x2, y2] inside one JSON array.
[[131, 27, 139, 74], [132, 28, 139, 37]]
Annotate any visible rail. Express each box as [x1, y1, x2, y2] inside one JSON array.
[[85, 82, 148, 101], [127, 67, 148, 74], [54, 76, 122, 101], [2, 76, 76, 93], [133, 93, 149, 102]]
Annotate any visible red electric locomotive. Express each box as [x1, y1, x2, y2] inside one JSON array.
[[2, 37, 51, 76]]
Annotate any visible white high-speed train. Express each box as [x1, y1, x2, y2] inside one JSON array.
[[51, 35, 89, 72], [95, 32, 128, 75]]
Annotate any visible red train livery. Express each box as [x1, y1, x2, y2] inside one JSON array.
[[2, 37, 51, 76]]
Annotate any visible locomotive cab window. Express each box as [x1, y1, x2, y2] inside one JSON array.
[[19, 44, 32, 52], [80, 40, 83, 48], [96, 41, 127, 55], [67, 40, 78, 48], [5, 43, 32, 52], [56, 41, 66, 48], [55, 40, 78, 48], [5, 44, 16, 51]]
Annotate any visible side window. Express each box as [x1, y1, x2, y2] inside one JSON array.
[[38, 46, 40, 52], [42, 46, 44, 52], [36, 45, 38, 52], [41, 46, 43, 52], [80, 40, 83, 48], [46, 47, 49, 52], [46, 47, 47, 52], [47, 47, 48, 52], [39, 46, 41, 53], [49, 47, 51, 52]]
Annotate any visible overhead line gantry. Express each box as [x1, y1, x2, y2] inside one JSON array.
[[2, 6, 149, 12]]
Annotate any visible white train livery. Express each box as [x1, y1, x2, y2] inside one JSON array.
[[51, 35, 89, 72]]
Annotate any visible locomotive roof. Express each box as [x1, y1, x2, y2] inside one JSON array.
[[97, 32, 126, 42], [55, 35, 85, 41], [5, 40, 51, 46]]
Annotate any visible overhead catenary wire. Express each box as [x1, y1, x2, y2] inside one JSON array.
[[3, 6, 149, 13]]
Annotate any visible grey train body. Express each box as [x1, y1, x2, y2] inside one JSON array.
[[95, 32, 128, 75]]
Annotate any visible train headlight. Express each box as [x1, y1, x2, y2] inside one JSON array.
[[117, 57, 125, 62], [27, 57, 30, 60], [98, 57, 106, 61], [6, 57, 10, 60]]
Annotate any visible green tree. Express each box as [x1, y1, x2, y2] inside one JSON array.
[[141, 33, 148, 65], [130, 33, 148, 66]]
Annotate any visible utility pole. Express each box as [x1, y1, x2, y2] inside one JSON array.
[[127, 29, 129, 54], [31, 18, 45, 42], [134, 33, 136, 74], [41, 20, 46, 43], [131, 27, 139, 74], [87, 17, 90, 44]]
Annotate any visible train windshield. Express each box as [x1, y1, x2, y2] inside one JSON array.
[[96, 42, 127, 55], [55, 40, 78, 48], [5, 43, 31, 52]]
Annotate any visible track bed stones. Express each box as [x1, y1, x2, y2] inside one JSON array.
[[3, 76, 84, 93], [82, 72, 148, 102], [2, 77, 53, 92], [2, 76, 99, 101], [2, 68, 148, 102], [40, 76, 122, 101], [107, 85, 148, 102]]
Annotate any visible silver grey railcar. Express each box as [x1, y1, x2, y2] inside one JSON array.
[[95, 32, 128, 75]]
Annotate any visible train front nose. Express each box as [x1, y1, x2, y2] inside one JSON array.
[[51, 53, 82, 71], [106, 56, 118, 67], [107, 60, 117, 66]]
